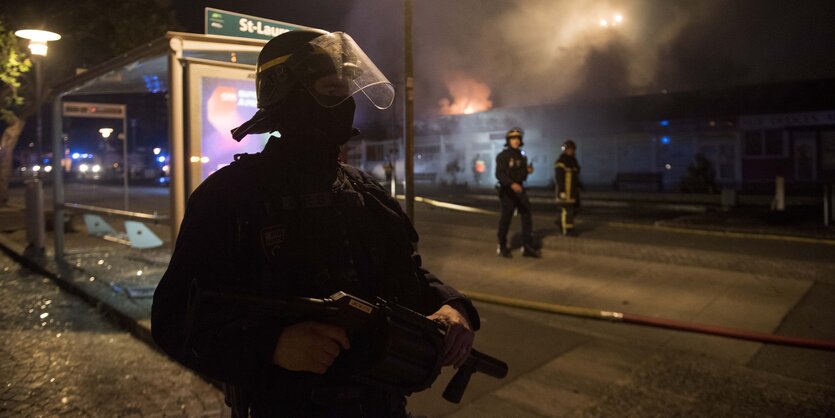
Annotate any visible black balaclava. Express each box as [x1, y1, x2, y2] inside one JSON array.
[[258, 85, 360, 192], [256, 85, 358, 147]]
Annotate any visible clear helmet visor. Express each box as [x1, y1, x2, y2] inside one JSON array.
[[290, 32, 395, 109]]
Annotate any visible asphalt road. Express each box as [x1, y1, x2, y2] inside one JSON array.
[[407, 206, 835, 417]]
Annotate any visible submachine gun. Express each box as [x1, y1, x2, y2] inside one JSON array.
[[188, 283, 508, 403]]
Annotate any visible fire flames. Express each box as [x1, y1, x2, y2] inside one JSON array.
[[438, 73, 493, 115]]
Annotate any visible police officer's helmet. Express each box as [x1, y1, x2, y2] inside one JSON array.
[[561, 139, 576, 151], [255, 29, 395, 110], [231, 30, 396, 141], [505, 127, 524, 147]]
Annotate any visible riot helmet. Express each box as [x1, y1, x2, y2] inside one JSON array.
[[505, 127, 524, 147], [232, 30, 395, 141], [256, 30, 395, 110]]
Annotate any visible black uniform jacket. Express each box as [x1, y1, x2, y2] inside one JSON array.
[[555, 154, 581, 203], [495, 147, 529, 188], [151, 136, 479, 398]]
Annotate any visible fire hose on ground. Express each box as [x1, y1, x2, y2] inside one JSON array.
[[462, 290, 835, 352]]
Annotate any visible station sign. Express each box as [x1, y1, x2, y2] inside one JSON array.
[[62, 102, 126, 119], [205, 7, 315, 41], [739, 110, 835, 130]]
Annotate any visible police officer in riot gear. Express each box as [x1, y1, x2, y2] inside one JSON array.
[[555, 139, 581, 236], [151, 30, 478, 418], [495, 128, 540, 258]]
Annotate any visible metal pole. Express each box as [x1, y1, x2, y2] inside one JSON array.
[[774, 176, 785, 211], [24, 178, 45, 257], [34, 58, 43, 163], [122, 109, 129, 210], [51, 98, 65, 260], [825, 184, 831, 227], [404, 0, 415, 222], [168, 38, 187, 240]]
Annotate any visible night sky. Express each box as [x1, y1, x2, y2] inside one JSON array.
[[173, 0, 835, 115]]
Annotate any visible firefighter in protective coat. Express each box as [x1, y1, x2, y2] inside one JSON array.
[[554, 139, 581, 236], [151, 29, 478, 418], [495, 128, 540, 258]]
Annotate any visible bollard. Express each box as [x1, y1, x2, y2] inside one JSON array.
[[24, 178, 46, 257], [773, 176, 785, 211], [721, 188, 737, 211], [831, 183, 835, 227]]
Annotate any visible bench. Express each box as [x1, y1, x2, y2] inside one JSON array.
[[414, 172, 437, 183], [613, 172, 663, 191], [82, 214, 164, 249]]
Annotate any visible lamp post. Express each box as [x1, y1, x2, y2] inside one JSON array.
[[404, 0, 415, 223], [14, 29, 61, 167], [100, 125, 129, 210]]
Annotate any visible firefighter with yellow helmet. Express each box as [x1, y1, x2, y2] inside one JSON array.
[[554, 139, 581, 236]]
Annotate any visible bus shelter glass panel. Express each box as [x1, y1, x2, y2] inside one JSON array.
[[186, 62, 269, 194]]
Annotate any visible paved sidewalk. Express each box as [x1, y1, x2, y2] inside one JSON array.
[[0, 250, 225, 417]]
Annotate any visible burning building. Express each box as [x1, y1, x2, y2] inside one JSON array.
[[346, 78, 835, 193]]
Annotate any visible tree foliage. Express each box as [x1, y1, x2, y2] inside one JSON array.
[[0, 18, 32, 124], [0, 1, 178, 204], [1, 0, 179, 81], [0, 18, 33, 205]]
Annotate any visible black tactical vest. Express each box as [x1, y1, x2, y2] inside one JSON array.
[[225, 152, 427, 312]]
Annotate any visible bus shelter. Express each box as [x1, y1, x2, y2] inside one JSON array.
[[47, 32, 268, 259]]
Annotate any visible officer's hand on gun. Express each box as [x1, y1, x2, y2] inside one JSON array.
[[511, 183, 523, 194], [272, 303, 474, 373], [428, 303, 474, 368], [527, 163, 534, 174], [273, 321, 351, 374]]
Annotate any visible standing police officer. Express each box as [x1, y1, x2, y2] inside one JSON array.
[[151, 30, 478, 417], [495, 128, 540, 258], [555, 139, 581, 236]]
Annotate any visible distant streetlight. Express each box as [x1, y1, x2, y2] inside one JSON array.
[[99, 127, 114, 139], [14, 29, 61, 167], [599, 14, 624, 28]]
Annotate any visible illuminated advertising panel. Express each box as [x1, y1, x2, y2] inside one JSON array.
[[186, 61, 269, 193]]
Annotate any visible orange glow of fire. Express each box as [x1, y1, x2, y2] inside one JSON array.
[[438, 74, 493, 115]]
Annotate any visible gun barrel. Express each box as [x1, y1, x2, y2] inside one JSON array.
[[466, 349, 508, 379]]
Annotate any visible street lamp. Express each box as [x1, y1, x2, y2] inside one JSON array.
[[14, 29, 61, 57], [14, 29, 61, 167], [99, 127, 114, 139]]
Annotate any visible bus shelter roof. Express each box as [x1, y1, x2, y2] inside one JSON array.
[[49, 31, 265, 98]]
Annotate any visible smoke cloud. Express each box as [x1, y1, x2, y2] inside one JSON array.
[[343, 0, 835, 116]]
